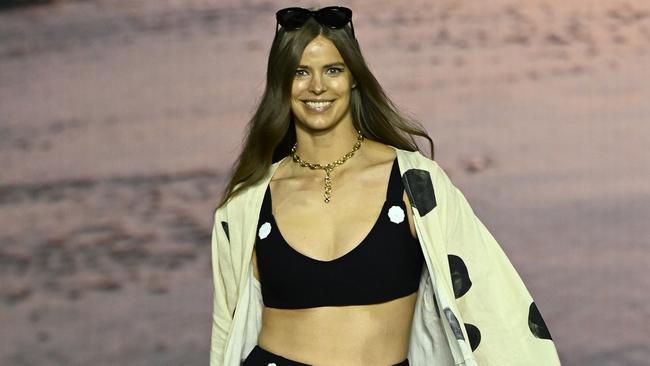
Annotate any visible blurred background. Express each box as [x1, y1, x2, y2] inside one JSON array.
[[1, 0, 649, 365]]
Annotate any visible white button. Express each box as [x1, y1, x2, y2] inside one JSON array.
[[258, 222, 272, 239], [388, 205, 405, 224], [267, 363, 277, 366]]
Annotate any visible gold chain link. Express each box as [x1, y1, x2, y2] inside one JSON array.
[[290, 130, 365, 203]]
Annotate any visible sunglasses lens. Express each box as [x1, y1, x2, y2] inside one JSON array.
[[275, 6, 353, 35], [277, 8, 312, 29], [317, 7, 352, 27]]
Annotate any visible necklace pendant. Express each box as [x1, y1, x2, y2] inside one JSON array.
[[290, 129, 364, 205], [324, 167, 332, 203]]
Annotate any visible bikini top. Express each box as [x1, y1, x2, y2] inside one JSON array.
[[255, 156, 424, 309]]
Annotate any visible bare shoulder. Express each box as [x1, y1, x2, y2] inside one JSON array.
[[358, 138, 397, 167]]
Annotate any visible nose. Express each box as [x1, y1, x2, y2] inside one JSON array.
[[309, 73, 325, 94]]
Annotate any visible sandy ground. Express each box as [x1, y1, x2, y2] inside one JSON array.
[[0, 0, 649, 365]]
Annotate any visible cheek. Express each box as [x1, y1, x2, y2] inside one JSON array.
[[331, 79, 352, 92], [292, 79, 309, 93], [335, 85, 352, 98]]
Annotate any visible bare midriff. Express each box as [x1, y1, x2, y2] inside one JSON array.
[[257, 292, 418, 365]]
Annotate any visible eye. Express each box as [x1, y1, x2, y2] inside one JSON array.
[[295, 69, 307, 77], [327, 67, 344, 74]]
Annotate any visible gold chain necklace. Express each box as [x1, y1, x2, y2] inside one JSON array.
[[290, 130, 364, 203]]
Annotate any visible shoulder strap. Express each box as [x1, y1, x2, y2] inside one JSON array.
[[385, 157, 403, 202], [260, 184, 272, 219]]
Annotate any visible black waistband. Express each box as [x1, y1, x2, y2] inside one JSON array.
[[244, 344, 410, 366]]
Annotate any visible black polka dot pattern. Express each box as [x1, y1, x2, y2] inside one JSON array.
[[402, 169, 437, 216], [403, 162, 556, 357], [464, 323, 481, 351], [221, 221, 229, 242], [448, 255, 472, 299], [528, 302, 552, 340]]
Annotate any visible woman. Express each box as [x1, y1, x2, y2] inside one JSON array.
[[211, 6, 561, 366]]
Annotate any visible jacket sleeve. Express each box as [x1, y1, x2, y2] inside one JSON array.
[[210, 207, 238, 366], [434, 164, 561, 365]]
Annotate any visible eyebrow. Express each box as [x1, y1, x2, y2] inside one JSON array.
[[297, 62, 346, 69]]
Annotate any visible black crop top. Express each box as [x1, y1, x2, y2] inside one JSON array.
[[254, 156, 424, 309]]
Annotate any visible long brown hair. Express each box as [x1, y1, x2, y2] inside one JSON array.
[[215, 12, 434, 212]]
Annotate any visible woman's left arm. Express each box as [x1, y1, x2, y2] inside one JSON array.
[[434, 164, 561, 365]]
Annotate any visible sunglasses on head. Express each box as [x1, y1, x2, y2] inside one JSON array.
[[275, 6, 355, 39]]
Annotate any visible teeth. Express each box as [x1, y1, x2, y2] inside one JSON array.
[[305, 101, 333, 108]]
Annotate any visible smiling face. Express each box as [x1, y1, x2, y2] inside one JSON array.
[[290, 35, 356, 133]]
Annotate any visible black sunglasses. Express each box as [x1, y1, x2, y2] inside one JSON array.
[[275, 6, 355, 39]]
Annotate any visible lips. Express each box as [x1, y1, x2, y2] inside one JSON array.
[[303, 99, 335, 112]]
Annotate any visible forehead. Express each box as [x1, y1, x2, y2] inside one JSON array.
[[299, 35, 345, 66]]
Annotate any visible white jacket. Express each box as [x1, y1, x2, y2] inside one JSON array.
[[210, 146, 561, 365]]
